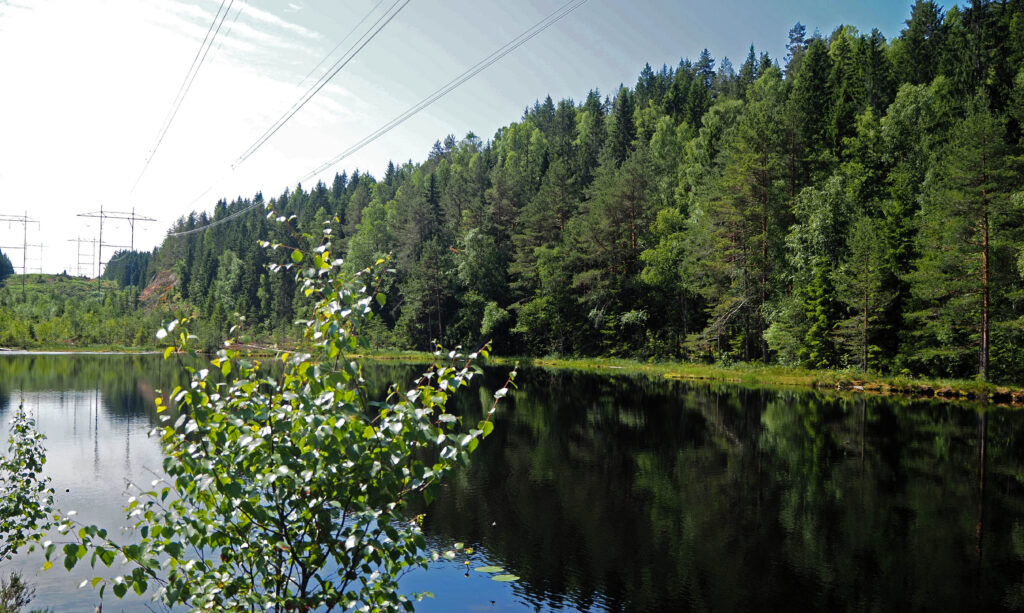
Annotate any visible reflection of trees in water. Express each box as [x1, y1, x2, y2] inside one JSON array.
[[422, 369, 1024, 612], [6, 357, 1024, 611], [0, 354, 189, 425]]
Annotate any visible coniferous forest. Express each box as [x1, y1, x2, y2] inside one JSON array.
[[84, 2, 1024, 382]]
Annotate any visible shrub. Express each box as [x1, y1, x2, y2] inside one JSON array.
[[29, 236, 514, 611]]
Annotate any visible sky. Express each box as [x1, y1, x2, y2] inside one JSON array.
[[0, 0, 913, 275]]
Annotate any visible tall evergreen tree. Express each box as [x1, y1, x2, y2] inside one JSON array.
[[893, 0, 945, 85], [689, 68, 788, 361], [909, 94, 1017, 380], [787, 37, 832, 180], [602, 86, 636, 166], [827, 26, 866, 156]]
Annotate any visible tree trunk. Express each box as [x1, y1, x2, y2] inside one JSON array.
[[863, 287, 869, 373], [980, 209, 989, 381]]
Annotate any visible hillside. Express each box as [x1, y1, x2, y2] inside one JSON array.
[[60, 1, 1024, 382], [0, 274, 165, 349]]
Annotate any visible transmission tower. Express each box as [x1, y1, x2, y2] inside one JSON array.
[[76, 206, 156, 292], [23, 243, 44, 275], [0, 211, 40, 296], [67, 236, 97, 278]]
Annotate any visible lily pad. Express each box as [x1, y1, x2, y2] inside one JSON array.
[[491, 574, 519, 582], [473, 566, 504, 573]]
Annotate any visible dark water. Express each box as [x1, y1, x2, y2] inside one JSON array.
[[3, 354, 1024, 612]]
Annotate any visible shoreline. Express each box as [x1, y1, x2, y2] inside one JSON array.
[[0, 348, 161, 356], [349, 351, 1024, 407], [4, 345, 1020, 407]]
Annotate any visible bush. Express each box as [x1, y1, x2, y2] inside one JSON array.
[[0, 406, 53, 562], [12, 235, 513, 611]]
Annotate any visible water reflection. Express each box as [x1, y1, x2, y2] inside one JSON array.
[[2, 355, 1024, 612], [424, 372, 1024, 612]]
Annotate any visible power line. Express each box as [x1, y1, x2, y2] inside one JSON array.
[[166, 202, 264, 237], [176, 0, 394, 213], [172, 0, 589, 239], [232, 0, 410, 168], [298, 0, 589, 184], [77, 207, 157, 292], [212, 0, 247, 57], [130, 0, 235, 193], [297, 0, 386, 87], [176, 0, 387, 210]]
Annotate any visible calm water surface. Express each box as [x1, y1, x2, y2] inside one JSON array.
[[2, 354, 1024, 612]]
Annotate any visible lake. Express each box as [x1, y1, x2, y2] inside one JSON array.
[[2, 353, 1024, 612]]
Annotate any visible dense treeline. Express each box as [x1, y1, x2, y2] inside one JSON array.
[[101, 250, 154, 289], [0, 249, 12, 284], [155, 1, 1024, 382]]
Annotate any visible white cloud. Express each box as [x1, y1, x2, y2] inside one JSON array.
[[243, 3, 320, 40]]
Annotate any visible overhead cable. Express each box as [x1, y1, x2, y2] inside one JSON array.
[[130, 0, 235, 194], [166, 201, 263, 237], [175, 0, 589, 238], [297, 0, 386, 87], [232, 0, 410, 168], [212, 0, 247, 57], [176, 0, 393, 212], [297, 0, 589, 184]]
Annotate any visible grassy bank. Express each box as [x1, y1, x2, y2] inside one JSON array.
[[7, 331, 1020, 406], [350, 350, 1024, 406]]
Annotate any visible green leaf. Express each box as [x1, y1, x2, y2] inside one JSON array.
[[163, 346, 174, 360], [112, 581, 128, 598], [291, 250, 304, 264], [473, 566, 504, 573], [491, 574, 519, 582], [99, 547, 116, 567]]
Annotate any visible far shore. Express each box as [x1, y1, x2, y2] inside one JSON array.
[[4, 345, 1022, 408]]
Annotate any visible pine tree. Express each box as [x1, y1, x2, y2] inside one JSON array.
[[785, 22, 808, 75], [909, 93, 1016, 380], [689, 68, 787, 362]]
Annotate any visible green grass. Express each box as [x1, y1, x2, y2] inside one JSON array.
[[351, 350, 1024, 406], [4, 273, 118, 297]]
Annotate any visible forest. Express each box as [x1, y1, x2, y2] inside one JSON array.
[[0, 249, 13, 284], [6, 0, 1024, 382]]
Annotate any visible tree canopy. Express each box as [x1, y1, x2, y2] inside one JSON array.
[[140, 1, 1024, 382]]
